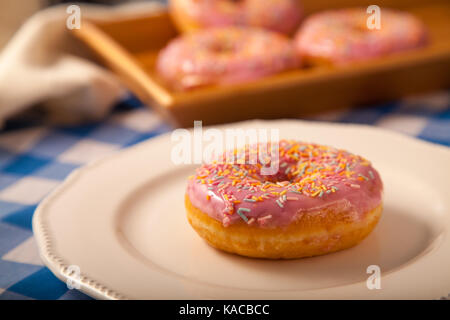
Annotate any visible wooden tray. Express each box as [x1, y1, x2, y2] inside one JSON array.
[[73, 0, 450, 127]]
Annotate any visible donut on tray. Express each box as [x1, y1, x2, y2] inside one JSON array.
[[294, 8, 428, 66], [156, 27, 300, 91], [169, 0, 303, 35]]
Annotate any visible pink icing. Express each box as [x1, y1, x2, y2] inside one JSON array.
[[186, 140, 383, 228], [294, 8, 428, 65], [173, 0, 303, 34], [157, 27, 300, 90]]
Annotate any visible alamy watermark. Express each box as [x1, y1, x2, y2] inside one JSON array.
[[366, 265, 382, 290], [66, 264, 81, 290], [171, 121, 280, 175], [66, 5, 81, 30], [367, 5, 381, 30]]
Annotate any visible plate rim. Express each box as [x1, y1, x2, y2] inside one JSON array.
[[32, 119, 450, 300]]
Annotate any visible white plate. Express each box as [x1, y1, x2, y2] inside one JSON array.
[[33, 120, 450, 300]]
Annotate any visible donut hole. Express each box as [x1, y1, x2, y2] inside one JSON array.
[[229, 145, 299, 184], [260, 173, 290, 184], [207, 41, 237, 55], [255, 161, 295, 184], [226, 0, 246, 7]]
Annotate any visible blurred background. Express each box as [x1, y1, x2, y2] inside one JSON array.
[[0, 0, 166, 49]]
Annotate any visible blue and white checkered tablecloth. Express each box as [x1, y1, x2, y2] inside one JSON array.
[[0, 92, 449, 300]]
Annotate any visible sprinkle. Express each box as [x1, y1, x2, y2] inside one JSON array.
[[237, 208, 250, 222], [369, 170, 374, 179], [300, 166, 306, 175], [244, 198, 256, 203], [247, 218, 255, 225], [286, 196, 298, 201], [358, 174, 369, 181], [223, 216, 230, 227], [276, 200, 284, 208], [350, 184, 360, 189], [258, 215, 272, 222], [311, 190, 321, 197]]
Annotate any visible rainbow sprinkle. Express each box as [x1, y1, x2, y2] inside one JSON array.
[[237, 208, 251, 222]]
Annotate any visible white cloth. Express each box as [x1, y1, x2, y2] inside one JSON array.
[[0, 2, 163, 126]]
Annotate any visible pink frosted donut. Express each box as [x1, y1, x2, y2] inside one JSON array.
[[156, 27, 300, 91], [294, 8, 428, 66], [170, 0, 302, 35], [186, 140, 383, 259]]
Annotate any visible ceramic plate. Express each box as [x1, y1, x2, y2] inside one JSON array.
[[33, 120, 450, 299]]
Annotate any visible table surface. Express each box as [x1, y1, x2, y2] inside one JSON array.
[[0, 92, 449, 300]]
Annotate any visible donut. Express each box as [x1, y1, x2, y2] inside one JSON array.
[[169, 0, 303, 35], [156, 27, 300, 91], [185, 140, 383, 259], [294, 8, 428, 66]]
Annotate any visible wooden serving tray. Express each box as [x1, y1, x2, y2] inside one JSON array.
[[73, 0, 450, 127]]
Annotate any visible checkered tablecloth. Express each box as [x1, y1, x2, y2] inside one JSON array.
[[0, 91, 449, 300]]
